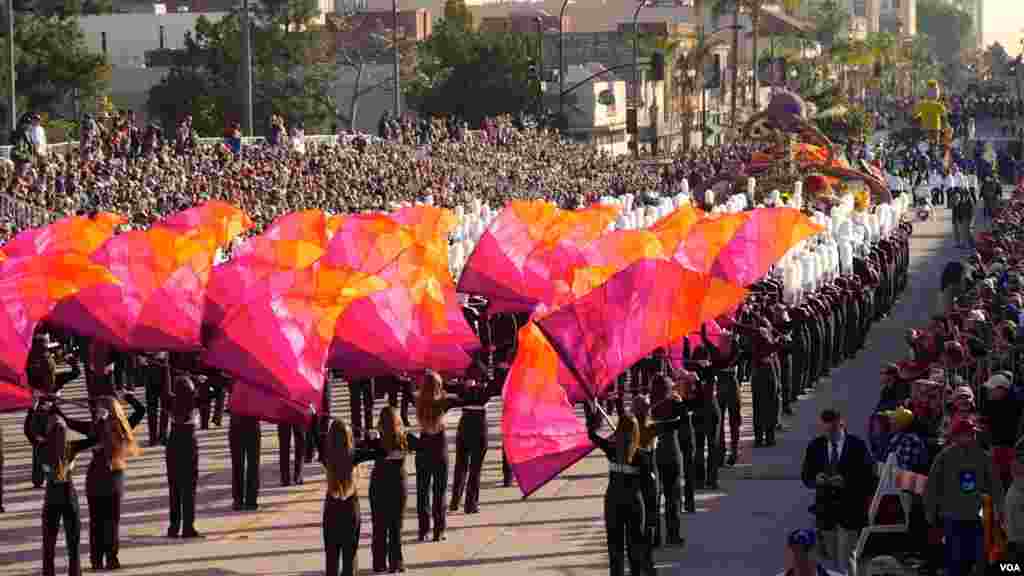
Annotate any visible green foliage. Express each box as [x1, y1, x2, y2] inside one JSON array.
[[442, 0, 473, 32], [809, 0, 847, 49], [147, 10, 337, 136], [406, 21, 535, 124], [0, 13, 109, 129], [815, 101, 874, 144], [916, 0, 973, 67]]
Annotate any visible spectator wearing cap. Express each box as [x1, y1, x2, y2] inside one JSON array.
[[776, 528, 842, 576], [982, 372, 1019, 491], [1003, 440, 1024, 562], [925, 415, 1002, 576], [881, 407, 929, 474], [800, 409, 875, 574]]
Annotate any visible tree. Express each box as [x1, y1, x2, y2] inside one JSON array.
[[147, 8, 338, 136], [0, 12, 110, 130], [326, 13, 418, 130], [406, 20, 534, 124], [809, 0, 847, 50], [442, 0, 473, 32], [917, 0, 973, 68]]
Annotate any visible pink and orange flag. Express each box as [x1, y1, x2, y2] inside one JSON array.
[[205, 210, 341, 328], [457, 200, 620, 314], [675, 207, 822, 287], [327, 207, 478, 379], [0, 253, 118, 388], [0, 214, 124, 403], [50, 204, 250, 351], [536, 259, 747, 401], [501, 322, 593, 498], [203, 261, 388, 425]]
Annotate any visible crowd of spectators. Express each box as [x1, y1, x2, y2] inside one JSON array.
[[0, 113, 763, 241]]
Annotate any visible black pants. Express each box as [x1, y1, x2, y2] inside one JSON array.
[[718, 373, 741, 459], [604, 486, 650, 576], [349, 380, 373, 440], [277, 424, 305, 485], [323, 495, 360, 576], [640, 461, 659, 548], [752, 364, 778, 444], [414, 430, 448, 538], [166, 425, 198, 535], [33, 444, 45, 487], [86, 466, 124, 568], [43, 482, 82, 576], [144, 369, 168, 445], [692, 401, 721, 487], [655, 445, 683, 542], [676, 412, 696, 511], [229, 418, 260, 507], [451, 412, 487, 512], [198, 381, 225, 429], [502, 449, 512, 486], [370, 461, 407, 571]]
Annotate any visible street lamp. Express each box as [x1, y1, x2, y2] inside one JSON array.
[[698, 24, 744, 148], [535, 16, 544, 120]]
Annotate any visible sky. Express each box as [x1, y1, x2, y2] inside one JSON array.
[[984, 0, 1024, 53]]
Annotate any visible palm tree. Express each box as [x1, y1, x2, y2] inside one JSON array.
[[711, 0, 802, 110]]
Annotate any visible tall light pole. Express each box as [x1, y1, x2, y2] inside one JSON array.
[[557, 0, 572, 125], [631, 0, 645, 158], [700, 23, 744, 148], [392, 0, 400, 116], [241, 0, 253, 136], [535, 16, 544, 120], [7, 0, 14, 134]]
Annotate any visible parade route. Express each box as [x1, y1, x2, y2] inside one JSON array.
[[0, 203, 967, 576]]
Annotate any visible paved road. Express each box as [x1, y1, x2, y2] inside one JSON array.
[[0, 205, 966, 576]]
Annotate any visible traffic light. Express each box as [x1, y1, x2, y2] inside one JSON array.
[[627, 108, 638, 134], [527, 59, 538, 81], [652, 52, 665, 82]]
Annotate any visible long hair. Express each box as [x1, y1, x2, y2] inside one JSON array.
[[415, 370, 445, 429], [378, 406, 407, 453], [615, 415, 640, 465], [632, 395, 656, 449], [45, 415, 68, 482], [325, 419, 356, 500], [99, 397, 141, 468]]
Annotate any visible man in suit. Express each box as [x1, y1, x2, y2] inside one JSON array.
[[801, 408, 876, 574]]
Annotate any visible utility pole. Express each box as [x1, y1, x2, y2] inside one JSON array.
[[241, 0, 254, 136], [730, 4, 739, 133], [392, 0, 400, 116]]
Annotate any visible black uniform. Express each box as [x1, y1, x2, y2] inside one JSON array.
[[706, 333, 741, 464], [165, 374, 200, 538], [278, 422, 306, 486], [230, 412, 261, 510], [35, 417, 97, 576], [27, 359, 81, 487], [689, 366, 721, 490], [749, 327, 781, 447], [198, 367, 225, 429], [585, 404, 652, 576], [365, 432, 418, 573], [651, 395, 692, 543], [319, 441, 376, 576], [86, 394, 145, 570], [142, 355, 171, 446], [450, 379, 501, 514], [415, 410, 458, 541], [349, 379, 374, 441]]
